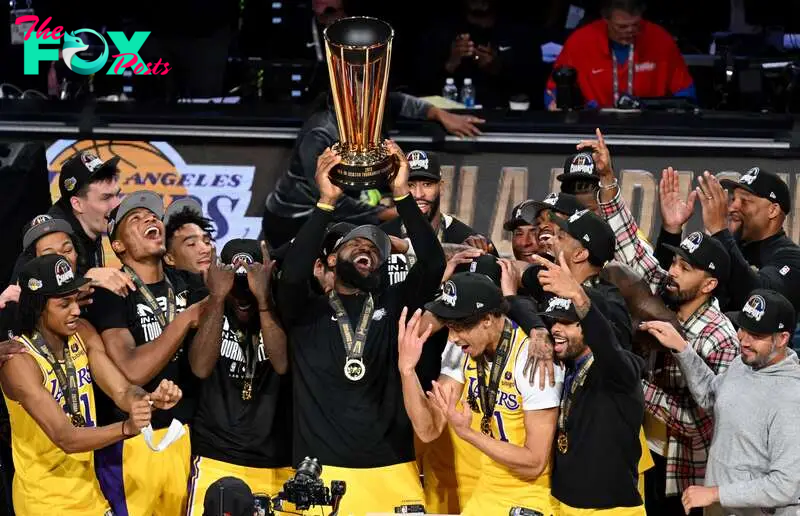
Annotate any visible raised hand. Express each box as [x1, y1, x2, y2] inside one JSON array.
[[384, 139, 410, 198], [246, 241, 276, 310], [397, 307, 433, 376], [532, 252, 583, 301], [696, 171, 729, 235], [442, 247, 485, 283], [577, 128, 612, 179], [659, 167, 697, 234], [148, 379, 183, 411], [315, 147, 344, 205], [205, 251, 235, 301]]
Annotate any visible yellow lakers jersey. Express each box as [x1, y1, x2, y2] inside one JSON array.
[[461, 323, 552, 493], [4, 332, 106, 513]]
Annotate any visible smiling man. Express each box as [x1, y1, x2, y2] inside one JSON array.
[[163, 198, 215, 275], [86, 190, 208, 516]]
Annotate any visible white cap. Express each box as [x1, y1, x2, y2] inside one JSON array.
[[446, 77, 455, 84], [464, 78, 472, 85]]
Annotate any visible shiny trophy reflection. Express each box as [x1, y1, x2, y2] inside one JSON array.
[[324, 17, 396, 190]]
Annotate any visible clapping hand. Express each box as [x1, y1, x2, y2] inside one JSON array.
[[660, 166, 697, 234]]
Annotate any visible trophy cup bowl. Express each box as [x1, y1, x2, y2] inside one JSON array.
[[324, 17, 396, 190]]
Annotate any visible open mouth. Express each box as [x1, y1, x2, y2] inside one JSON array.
[[354, 253, 373, 270], [553, 336, 567, 354], [416, 201, 430, 212], [665, 281, 679, 292], [65, 319, 78, 331], [143, 225, 161, 240], [538, 227, 554, 246], [235, 300, 252, 312]]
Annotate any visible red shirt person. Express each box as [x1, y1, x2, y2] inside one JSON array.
[[546, 0, 695, 109]]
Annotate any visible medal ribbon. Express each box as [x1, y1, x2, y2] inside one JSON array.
[[557, 355, 595, 438], [235, 323, 259, 399], [469, 319, 514, 437], [26, 332, 85, 426], [123, 266, 176, 329], [611, 44, 635, 107], [327, 291, 374, 366]]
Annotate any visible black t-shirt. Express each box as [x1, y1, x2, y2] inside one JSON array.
[[191, 308, 291, 468], [87, 267, 206, 429]]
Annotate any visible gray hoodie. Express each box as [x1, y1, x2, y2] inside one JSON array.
[[675, 346, 800, 516]]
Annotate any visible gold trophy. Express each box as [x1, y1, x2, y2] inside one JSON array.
[[324, 17, 396, 190]]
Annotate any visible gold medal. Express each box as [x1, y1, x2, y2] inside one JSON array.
[[557, 432, 569, 454], [242, 380, 253, 401], [344, 358, 366, 381], [480, 416, 493, 437], [71, 413, 86, 427]]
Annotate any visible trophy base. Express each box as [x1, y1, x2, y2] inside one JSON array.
[[330, 143, 396, 190]]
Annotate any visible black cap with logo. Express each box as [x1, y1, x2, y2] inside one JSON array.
[[453, 254, 502, 287], [662, 231, 730, 280], [719, 167, 791, 214], [333, 225, 391, 264], [727, 289, 796, 335], [537, 295, 580, 322], [557, 152, 599, 184], [19, 254, 89, 297], [503, 200, 537, 231], [425, 272, 505, 320], [531, 192, 584, 218], [406, 150, 441, 181], [107, 190, 165, 240], [552, 209, 615, 265], [203, 477, 254, 516], [58, 152, 120, 203], [221, 239, 263, 276], [321, 222, 357, 258], [22, 214, 74, 250]]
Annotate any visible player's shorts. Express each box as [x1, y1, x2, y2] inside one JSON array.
[[308, 460, 424, 516], [461, 484, 560, 516], [13, 476, 111, 515], [558, 503, 646, 516], [95, 425, 191, 516], [186, 456, 293, 516]]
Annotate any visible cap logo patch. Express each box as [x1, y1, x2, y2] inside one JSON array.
[[569, 209, 589, 223], [406, 150, 429, 170], [543, 193, 558, 206], [80, 152, 105, 173], [779, 322, 785, 329], [469, 261, 478, 273], [582, 234, 590, 242], [476, 302, 484, 308], [441, 281, 457, 307], [708, 262, 715, 270], [64, 176, 77, 192], [27, 278, 42, 291], [546, 297, 573, 312], [742, 294, 766, 322], [780, 265, 790, 276], [569, 153, 594, 174], [681, 231, 704, 254], [54, 258, 74, 287], [770, 192, 776, 199], [31, 214, 52, 226], [230, 252, 254, 275], [740, 167, 759, 185]]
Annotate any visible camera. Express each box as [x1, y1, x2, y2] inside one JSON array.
[[274, 457, 346, 512], [510, 508, 544, 516]]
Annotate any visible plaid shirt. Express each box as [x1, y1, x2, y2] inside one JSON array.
[[600, 190, 740, 495]]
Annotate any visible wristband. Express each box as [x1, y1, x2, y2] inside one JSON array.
[[393, 193, 410, 202], [316, 202, 335, 212]]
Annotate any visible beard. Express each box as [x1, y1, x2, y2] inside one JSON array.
[[418, 195, 441, 223], [336, 259, 382, 293], [662, 280, 701, 309]]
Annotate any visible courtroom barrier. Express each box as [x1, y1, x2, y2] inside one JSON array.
[[44, 140, 800, 261]]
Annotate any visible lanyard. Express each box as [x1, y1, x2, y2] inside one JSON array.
[[235, 325, 259, 401], [123, 266, 175, 329], [611, 44, 634, 107], [327, 291, 375, 381], [25, 332, 86, 427], [557, 355, 595, 443], [467, 319, 514, 437]]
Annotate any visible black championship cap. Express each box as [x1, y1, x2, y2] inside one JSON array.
[[719, 167, 791, 214], [531, 192, 584, 218], [503, 200, 537, 231], [58, 151, 120, 202], [334, 225, 391, 264], [163, 197, 203, 228], [557, 152, 599, 184], [107, 190, 165, 240], [552, 209, 615, 264], [662, 231, 730, 280], [203, 476, 254, 516], [454, 254, 502, 287], [537, 295, 580, 322], [728, 289, 796, 335], [22, 214, 74, 250], [321, 222, 357, 258], [19, 254, 90, 297], [425, 272, 505, 320], [406, 150, 441, 181], [221, 239, 263, 275]]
